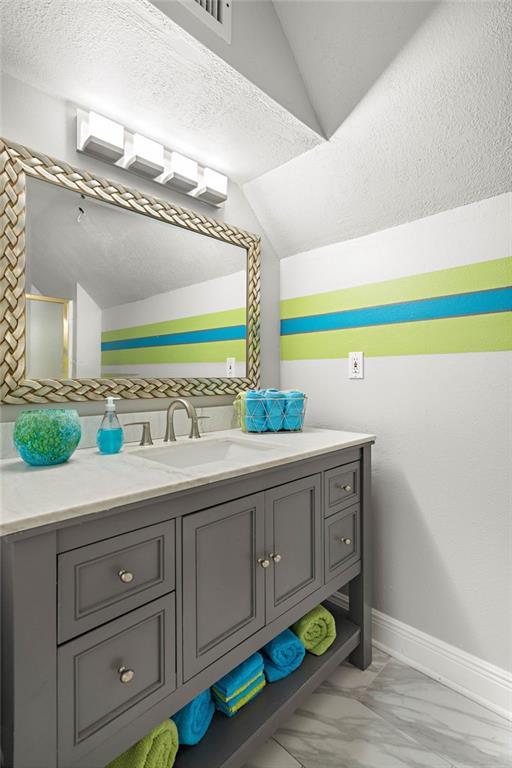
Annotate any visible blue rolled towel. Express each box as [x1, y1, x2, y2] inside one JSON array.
[[262, 629, 306, 682], [245, 391, 267, 432], [212, 652, 264, 702], [264, 388, 286, 432], [172, 689, 215, 746], [283, 390, 306, 431]]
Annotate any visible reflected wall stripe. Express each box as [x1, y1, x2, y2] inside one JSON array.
[[101, 339, 246, 365], [101, 324, 246, 351], [102, 307, 246, 343], [281, 287, 512, 336]]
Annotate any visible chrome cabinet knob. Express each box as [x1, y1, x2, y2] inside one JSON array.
[[271, 553, 282, 563], [118, 569, 134, 583], [341, 536, 352, 545], [118, 666, 135, 684], [334, 482, 352, 492], [258, 557, 271, 569]]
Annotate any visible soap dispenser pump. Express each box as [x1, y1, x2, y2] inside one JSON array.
[[96, 396, 124, 455]]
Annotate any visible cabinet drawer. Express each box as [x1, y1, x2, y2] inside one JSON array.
[[324, 461, 360, 516], [58, 595, 176, 767], [324, 505, 360, 582], [58, 520, 175, 642]]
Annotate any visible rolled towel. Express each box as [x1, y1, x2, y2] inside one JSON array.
[[214, 672, 266, 717], [262, 628, 306, 682], [283, 390, 306, 431], [212, 652, 264, 703], [292, 604, 337, 656], [244, 390, 267, 432], [172, 689, 214, 746], [106, 720, 179, 768], [264, 388, 286, 432]]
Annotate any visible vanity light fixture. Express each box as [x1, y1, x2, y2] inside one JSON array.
[[76, 109, 125, 162], [76, 108, 229, 205], [193, 167, 228, 205], [123, 133, 165, 177], [161, 152, 199, 192]]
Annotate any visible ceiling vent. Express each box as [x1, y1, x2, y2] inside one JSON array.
[[177, 0, 232, 43]]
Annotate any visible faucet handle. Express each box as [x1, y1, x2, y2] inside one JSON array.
[[196, 415, 210, 436], [125, 421, 154, 446]]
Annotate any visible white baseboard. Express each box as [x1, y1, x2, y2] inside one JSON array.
[[329, 594, 511, 720]]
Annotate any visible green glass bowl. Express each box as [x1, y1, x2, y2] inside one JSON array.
[[14, 409, 81, 466]]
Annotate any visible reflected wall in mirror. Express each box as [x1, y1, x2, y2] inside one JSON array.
[[26, 178, 248, 381]]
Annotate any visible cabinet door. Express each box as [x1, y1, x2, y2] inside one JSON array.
[[265, 475, 322, 622], [182, 493, 266, 681]]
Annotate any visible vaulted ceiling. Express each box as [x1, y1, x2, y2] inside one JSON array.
[[2, 0, 510, 258]]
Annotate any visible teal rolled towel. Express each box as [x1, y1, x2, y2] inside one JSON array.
[[172, 689, 214, 746], [283, 390, 306, 431], [262, 628, 306, 682]]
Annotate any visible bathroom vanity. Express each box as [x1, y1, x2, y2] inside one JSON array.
[[0, 428, 373, 768]]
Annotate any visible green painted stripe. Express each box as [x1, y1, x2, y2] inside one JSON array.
[[102, 307, 246, 343], [101, 339, 246, 365], [281, 257, 512, 319], [280, 312, 512, 360]]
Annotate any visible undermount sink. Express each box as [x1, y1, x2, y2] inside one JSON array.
[[133, 437, 280, 470]]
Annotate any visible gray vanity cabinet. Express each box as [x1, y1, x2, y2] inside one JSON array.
[[264, 475, 322, 622], [1, 441, 373, 768], [182, 493, 266, 681]]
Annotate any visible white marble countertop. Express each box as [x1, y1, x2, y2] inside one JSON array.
[[0, 427, 375, 536]]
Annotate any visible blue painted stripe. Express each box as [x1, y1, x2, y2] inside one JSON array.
[[101, 324, 246, 351], [280, 287, 512, 336]]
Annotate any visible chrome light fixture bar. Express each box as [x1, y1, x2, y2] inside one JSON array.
[[76, 109, 228, 206]]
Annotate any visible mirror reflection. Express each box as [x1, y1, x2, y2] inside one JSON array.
[[25, 178, 248, 381]]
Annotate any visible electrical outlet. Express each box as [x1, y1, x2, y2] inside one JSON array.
[[226, 357, 236, 377], [348, 351, 364, 379]]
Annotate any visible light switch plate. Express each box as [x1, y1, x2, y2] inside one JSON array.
[[348, 351, 364, 379], [226, 357, 236, 377]]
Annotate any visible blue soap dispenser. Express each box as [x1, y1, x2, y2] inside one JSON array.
[[96, 396, 124, 455]]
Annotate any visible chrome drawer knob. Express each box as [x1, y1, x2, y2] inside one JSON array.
[[258, 557, 271, 569], [335, 483, 352, 492], [342, 537, 352, 545], [118, 570, 134, 584], [118, 666, 135, 684], [271, 553, 282, 563]]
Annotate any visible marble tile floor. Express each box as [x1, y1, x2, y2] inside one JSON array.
[[245, 650, 511, 768]]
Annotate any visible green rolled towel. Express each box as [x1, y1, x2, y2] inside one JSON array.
[[106, 720, 179, 768], [292, 604, 336, 656]]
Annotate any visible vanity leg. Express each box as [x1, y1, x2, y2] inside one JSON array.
[[1, 532, 58, 768], [348, 443, 372, 669]]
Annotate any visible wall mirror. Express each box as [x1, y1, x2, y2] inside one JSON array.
[[0, 139, 260, 404]]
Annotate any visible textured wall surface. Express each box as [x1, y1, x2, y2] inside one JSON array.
[[280, 194, 512, 671], [0, 0, 322, 182], [245, 2, 512, 256]]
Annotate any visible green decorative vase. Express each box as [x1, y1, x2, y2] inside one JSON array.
[[14, 409, 81, 466]]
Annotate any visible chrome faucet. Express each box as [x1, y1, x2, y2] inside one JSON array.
[[164, 398, 201, 442]]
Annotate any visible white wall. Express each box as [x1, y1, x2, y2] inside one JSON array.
[[280, 195, 512, 673], [75, 284, 102, 378]]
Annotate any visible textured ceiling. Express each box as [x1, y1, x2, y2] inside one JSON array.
[[245, 1, 512, 257], [0, 0, 322, 183], [26, 178, 246, 308]]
